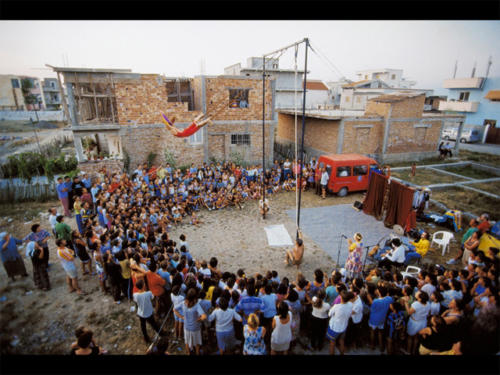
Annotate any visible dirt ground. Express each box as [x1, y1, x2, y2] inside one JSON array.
[[469, 181, 500, 196], [391, 168, 467, 186]]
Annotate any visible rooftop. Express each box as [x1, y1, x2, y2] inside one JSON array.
[[304, 80, 329, 91], [46, 65, 133, 74], [368, 91, 425, 103], [278, 109, 373, 120]]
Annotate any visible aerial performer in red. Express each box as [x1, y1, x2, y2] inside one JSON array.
[[161, 113, 212, 138]]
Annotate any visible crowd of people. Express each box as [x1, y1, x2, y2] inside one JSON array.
[[0, 158, 499, 356]]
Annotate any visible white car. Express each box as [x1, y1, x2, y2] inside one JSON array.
[[441, 128, 481, 143]]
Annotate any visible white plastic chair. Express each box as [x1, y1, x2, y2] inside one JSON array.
[[431, 231, 454, 256], [401, 266, 421, 279]]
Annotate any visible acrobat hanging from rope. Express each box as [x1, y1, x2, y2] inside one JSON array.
[[161, 113, 212, 138]]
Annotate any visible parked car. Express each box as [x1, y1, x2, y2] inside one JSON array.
[[315, 153, 380, 197], [442, 127, 481, 143]]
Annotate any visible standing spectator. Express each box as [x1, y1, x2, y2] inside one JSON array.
[[260, 283, 278, 344], [447, 219, 478, 265], [25, 241, 50, 291], [477, 213, 491, 235], [368, 286, 393, 352], [320, 167, 329, 199], [72, 176, 84, 199], [72, 230, 92, 275], [56, 238, 83, 295], [236, 284, 265, 325], [64, 176, 74, 214], [310, 290, 330, 351], [270, 301, 293, 355], [56, 177, 71, 217], [403, 290, 431, 355], [73, 196, 84, 235], [177, 288, 207, 355], [23, 223, 51, 270], [48, 208, 59, 237], [103, 253, 123, 304], [208, 296, 242, 355], [55, 215, 73, 249], [327, 291, 354, 355], [0, 232, 28, 282], [133, 279, 161, 344], [386, 302, 405, 355], [243, 313, 267, 355]]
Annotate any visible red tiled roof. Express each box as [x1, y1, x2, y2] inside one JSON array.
[[304, 80, 329, 90]]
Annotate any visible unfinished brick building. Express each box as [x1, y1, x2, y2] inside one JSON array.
[[47, 65, 276, 175], [276, 92, 466, 163]]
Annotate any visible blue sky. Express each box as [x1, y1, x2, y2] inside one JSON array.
[[0, 21, 499, 93]]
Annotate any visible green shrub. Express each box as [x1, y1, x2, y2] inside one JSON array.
[[147, 152, 157, 169], [164, 150, 177, 169]]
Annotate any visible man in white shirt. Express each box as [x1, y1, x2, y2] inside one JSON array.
[[327, 291, 354, 355], [133, 279, 161, 343], [379, 238, 406, 270], [320, 168, 329, 199], [348, 287, 364, 348], [48, 207, 59, 236]]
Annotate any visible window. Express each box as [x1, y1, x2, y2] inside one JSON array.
[[336, 166, 351, 177], [459, 92, 470, 101], [345, 96, 350, 103], [229, 89, 249, 108], [11, 79, 19, 88], [353, 165, 368, 176], [364, 75, 368, 80], [51, 82, 56, 88], [188, 128, 203, 144], [391, 74, 396, 80], [356, 96, 361, 103], [231, 134, 250, 145]]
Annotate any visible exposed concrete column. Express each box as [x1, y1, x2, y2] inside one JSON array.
[[336, 119, 345, 154], [482, 123, 490, 144], [454, 120, 465, 154], [382, 106, 393, 156], [65, 83, 78, 127], [73, 134, 85, 162], [201, 76, 209, 164]]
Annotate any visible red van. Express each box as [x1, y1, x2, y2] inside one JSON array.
[[315, 154, 380, 197]]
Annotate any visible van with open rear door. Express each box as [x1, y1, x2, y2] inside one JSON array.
[[315, 154, 381, 197]]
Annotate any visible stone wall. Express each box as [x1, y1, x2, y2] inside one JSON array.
[[0, 110, 65, 122], [120, 124, 204, 170], [77, 159, 124, 180]]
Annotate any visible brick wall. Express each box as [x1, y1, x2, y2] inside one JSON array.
[[208, 122, 273, 165], [390, 95, 425, 118], [204, 76, 273, 121], [342, 120, 385, 154], [386, 119, 441, 154], [365, 101, 391, 118], [114, 74, 202, 125], [276, 113, 340, 155]]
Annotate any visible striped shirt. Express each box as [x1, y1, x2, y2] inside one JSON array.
[[57, 246, 74, 262]]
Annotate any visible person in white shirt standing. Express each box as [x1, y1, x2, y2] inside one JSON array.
[[320, 167, 329, 199], [379, 238, 406, 270], [134, 279, 161, 343], [347, 286, 364, 349], [326, 291, 354, 355], [48, 207, 59, 237]]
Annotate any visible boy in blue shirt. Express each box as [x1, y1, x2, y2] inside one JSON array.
[[368, 285, 393, 352]]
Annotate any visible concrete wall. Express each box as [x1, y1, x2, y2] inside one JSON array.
[[0, 75, 25, 109], [0, 110, 65, 121]]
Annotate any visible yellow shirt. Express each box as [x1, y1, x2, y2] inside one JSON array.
[[157, 168, 167, 180], [411, 239, 430, 257], [73, 201, 81, 215]]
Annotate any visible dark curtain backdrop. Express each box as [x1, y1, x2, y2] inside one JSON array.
[[363, 172, 388, 219], [384, 180, 415, 228]]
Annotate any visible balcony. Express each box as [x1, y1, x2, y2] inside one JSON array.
[[443, 77, 484, 89], [438, 100, 479, 113]]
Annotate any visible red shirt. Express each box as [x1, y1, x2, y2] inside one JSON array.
[[478, 221, 491, 234], [146, 271, 166, 296]]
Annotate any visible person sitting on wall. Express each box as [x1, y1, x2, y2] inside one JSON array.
[[161, 113, 212, 138]]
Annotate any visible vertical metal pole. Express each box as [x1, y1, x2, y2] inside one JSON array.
[[262, 56, 266, 219], [296, 38, 309, 239]]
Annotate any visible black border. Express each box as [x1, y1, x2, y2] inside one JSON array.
[[0, 0, 499, 20], [2, 354, 500, 374]]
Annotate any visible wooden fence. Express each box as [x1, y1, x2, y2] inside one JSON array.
[[0, 182, 57, 203]]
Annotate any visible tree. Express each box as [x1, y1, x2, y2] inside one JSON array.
[[21, 78, 39, 109]]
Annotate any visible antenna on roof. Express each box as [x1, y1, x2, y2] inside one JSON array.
[[485, 55, 492, 78], [471, 60, 477, 78], [453, 60, 458, 78]]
